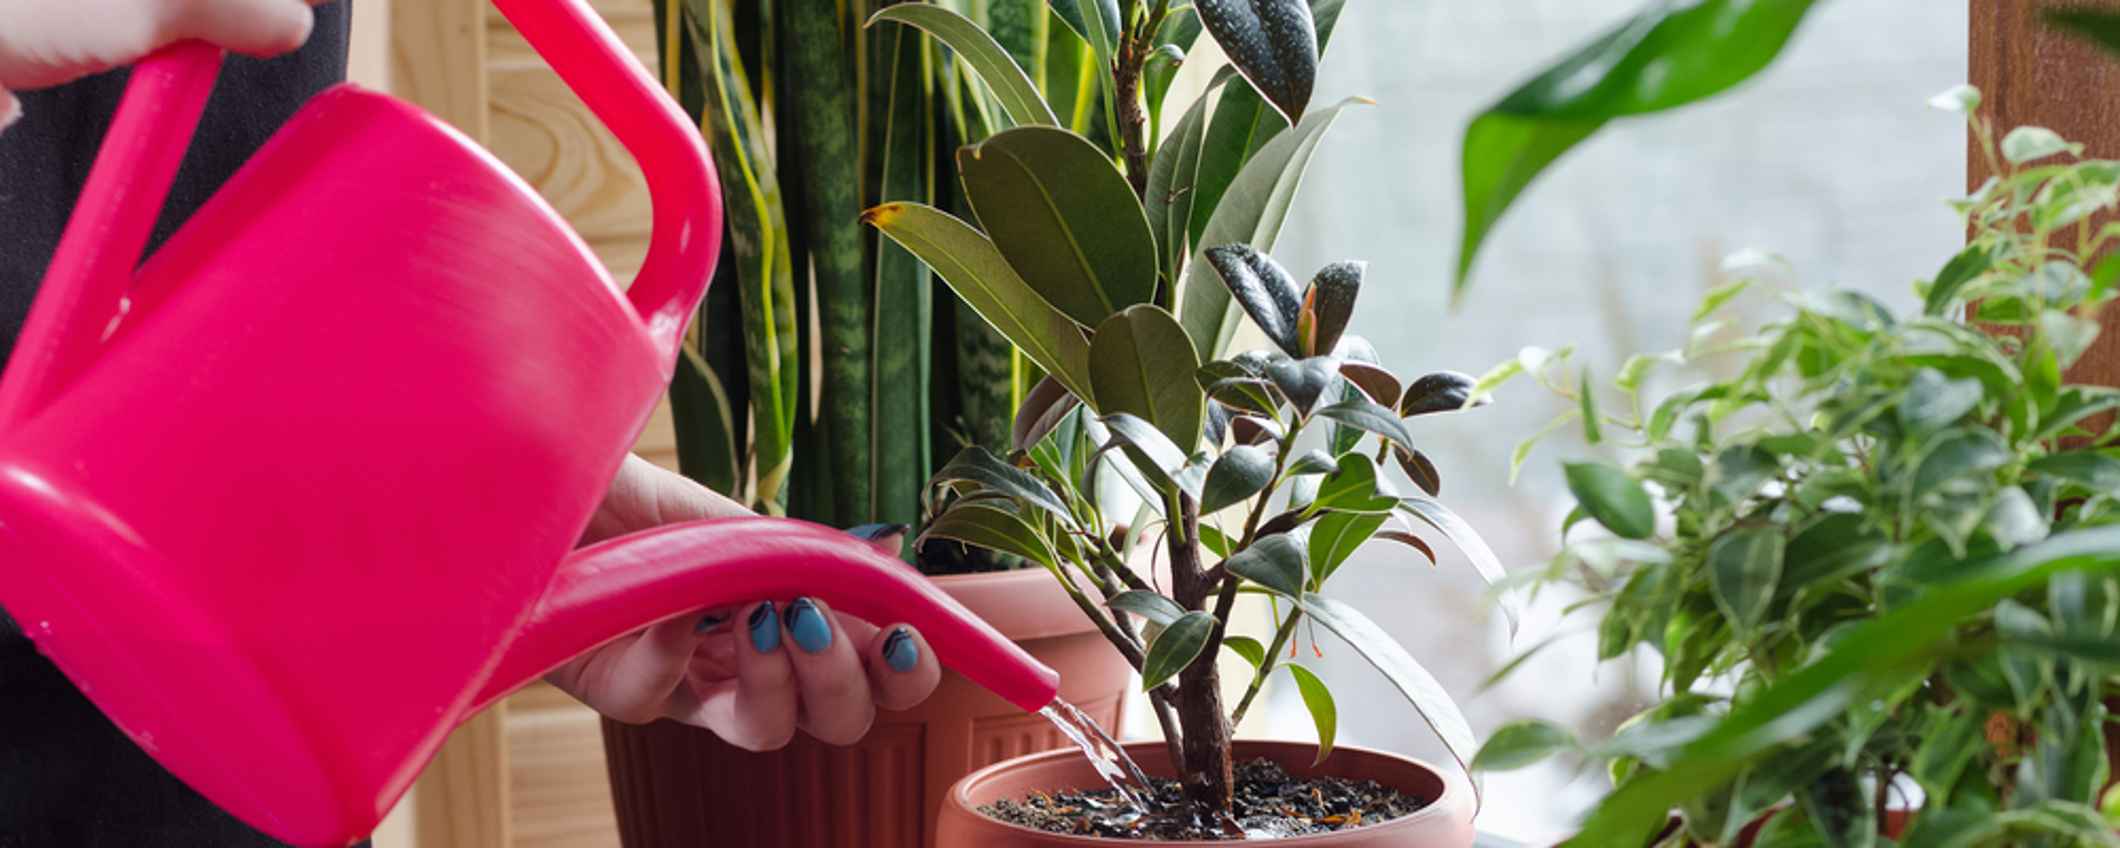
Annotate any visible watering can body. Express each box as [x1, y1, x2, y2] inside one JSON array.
[[0, 4, 1057, 846]]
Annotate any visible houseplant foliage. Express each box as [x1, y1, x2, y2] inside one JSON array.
[[1478, 98, 2120, 846]]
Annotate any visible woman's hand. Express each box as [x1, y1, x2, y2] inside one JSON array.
[[542, 455, 943, 749], [0, 0, 328, 126]]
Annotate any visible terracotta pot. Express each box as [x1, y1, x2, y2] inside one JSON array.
[[601, 567, 1132, 847], [935, 740, 1477, 847]]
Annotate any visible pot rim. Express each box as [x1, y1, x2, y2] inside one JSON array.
[[945, 738, 1476, 845]]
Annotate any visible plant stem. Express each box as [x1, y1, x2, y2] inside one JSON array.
[[1228, 603, 1300, 726], [1166, 491, 1234, 816]]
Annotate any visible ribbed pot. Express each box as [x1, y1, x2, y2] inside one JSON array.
[[601, 567, 1131, 847], [935, 740, 1477, 847]]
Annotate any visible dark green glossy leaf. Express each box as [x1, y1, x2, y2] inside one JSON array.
[[933, 446, 1074, 521], [1090, 304, 1205, 448], [1565, 461, 1656, 540], [1141, 611, 1216, 689], [1180, 99, 1362, 359], [1288, 449, 1336, 475], [1314, 396, 1415, 454], [1145, 77, 1220, 280], [1314, 455, 1397, 514], [1472, 720, 1575, 772], [1309, 510, 1387, 586], [1283, 663, 1337, 764], [1395, 446, 1442, 497], [1266, 355, 1338, 414], [1300, 594, 1480, 780], [1228, 533, 1309, 598], [1298, 261, 1361, 357], [960, 126, 1157, 326], [1202, 444, 1277, 513], [1400, 371, 1485, 417], [1011, 375, 1083, 454], [1099, 412, 1204, 498], [921, 502, 1058, 568], [1456, 0, 1820, 297], [1223, 634, 1268, 667], [1194, 0, 1318, 124], [864, 202, 1096, 402], [1204, 244, 1303, 355], [1109, 590, 1188, 626]]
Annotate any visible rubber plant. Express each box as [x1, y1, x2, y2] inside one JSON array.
[[852, 0, 1829, 830], [1479, 97, 2120, 846]]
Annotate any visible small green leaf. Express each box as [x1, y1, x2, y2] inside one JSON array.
[[1265, 355, 1338, 413], [1298, 261, 1362, 357], [2003, 126, 2081, 165], [1472, 720, 1576, 772], [1223, 635, 1268, 667], [1090, 305, 1205, 448], [1693, 279, 1752, 323], [2030, 452, 2120, 492], [1899, 368, 1983, 436], [1283, 663, 1338, 764], [1928, 83, 1981, 113], [1141, 611, 1216, 690], [1109, 590, 1188, 626], [933, 446, 1074, 522], [1202, 444, 1276, 513], [1314, 455, 1397, 514], [1708, 528, 1784, 634], [960, 127, 1158, 326], [1579, 369, 1603, 445], [1564, 461, 1656, 540], [1923, 243, 1993, 316]]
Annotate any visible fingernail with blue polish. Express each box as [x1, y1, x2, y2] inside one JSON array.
[[847, 523, 911, 541], [787, 597, 833, 654], [883, 627, 919, 673], [695, 612, 727, 633], [748, 602, 780, 652]]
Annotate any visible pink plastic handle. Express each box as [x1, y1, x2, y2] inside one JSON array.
[[471, 518, 1063, 715], [0, 0, 721, 428], [0, 42, 223, 427]]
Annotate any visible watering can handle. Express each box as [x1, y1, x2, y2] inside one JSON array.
[[467, 517, 1064, 716], [0, 2, 720, 426]]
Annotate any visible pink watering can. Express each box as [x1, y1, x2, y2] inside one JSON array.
[[0, 2, 1058, 846]]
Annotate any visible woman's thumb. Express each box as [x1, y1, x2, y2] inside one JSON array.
[[163, 0, 317, 58]]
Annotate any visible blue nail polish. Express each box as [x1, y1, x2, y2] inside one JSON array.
[[748, 602, 780, 652], [787, 598, 833, 654], [695, 612, 728, 633], [847, 522, 910, 541], [883, 627, 919, 673]]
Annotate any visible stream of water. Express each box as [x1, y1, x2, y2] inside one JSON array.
[[1036, 698, 1264, 839]]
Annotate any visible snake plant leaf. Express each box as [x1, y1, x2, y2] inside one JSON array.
[[1194, 0, 1317, 125], [1456, 0, 1820, 299], [960, 126, 1159, 327], [1204, 244, 1303, 355], [864, 202, 1096, 404], [669, 347, 742, 498], [1399, 371, 1484, 417], [1298, 261, 1361, 357], [869, 4, 1058, 128], [1565, 527, 2120, 846], [1180, 98, 1363, 360], [869, 13, 936, 529], [1201, 443, 1276, 514], [1140, 611, 1216, 690], [685, 3, 797, 512], [1090, 305, 1206, 449]]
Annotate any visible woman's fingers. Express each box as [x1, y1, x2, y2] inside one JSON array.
[[846, 523, 911, 557], [780, 597, 876, 745], [678, 602, 798, 750], [863, 624, 941, 711]]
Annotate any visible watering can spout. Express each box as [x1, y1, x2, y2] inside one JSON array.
[[469, 518, 1063, 716]]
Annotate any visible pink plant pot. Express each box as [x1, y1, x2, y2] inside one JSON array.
[[936, 739, 1477, 847]]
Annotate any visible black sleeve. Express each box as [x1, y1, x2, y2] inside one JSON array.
[[0, 0, 352, 362]]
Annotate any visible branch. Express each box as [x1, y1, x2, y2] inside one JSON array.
[[1229, 604, 1302, 727]]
